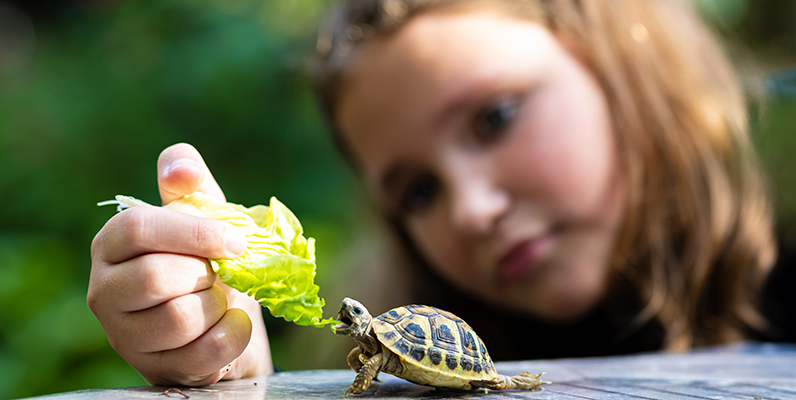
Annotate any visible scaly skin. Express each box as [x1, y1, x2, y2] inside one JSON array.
[[345, 353, 384, 395]]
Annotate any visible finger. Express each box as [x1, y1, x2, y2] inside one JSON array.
[[220, 309, 273, 380], [147, 308, 253, 386], [93, 205, 246, 264], [157, 143, 226, 205], [119, 285, 228, 353], [216, 281, 273, 379], [90, 253, 216, 314]]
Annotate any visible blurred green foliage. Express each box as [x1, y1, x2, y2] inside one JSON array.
[[756, 97, 796, 229], [0, 0, 361, 398], [0, 0, 793, 398]]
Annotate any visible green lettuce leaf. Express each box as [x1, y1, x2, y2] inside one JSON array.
[[98, 192, 337, 328]]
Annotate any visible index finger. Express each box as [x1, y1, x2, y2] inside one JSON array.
[[92, 205, 246, 264]]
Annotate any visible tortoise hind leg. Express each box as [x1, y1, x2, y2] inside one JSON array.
[[345, 353, 384, 396], [471, 372, 549, 391]]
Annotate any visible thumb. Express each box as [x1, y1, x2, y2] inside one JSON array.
[[157, 143, 226, 205]]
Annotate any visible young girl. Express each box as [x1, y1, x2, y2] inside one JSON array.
[[88, 0, 788, 386]]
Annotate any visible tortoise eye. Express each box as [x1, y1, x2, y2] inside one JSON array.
[[353, 306, 363, 315]]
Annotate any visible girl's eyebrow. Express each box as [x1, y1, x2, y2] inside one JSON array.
[[434, 69, 524, 128], [436, 86, 477, 126], [434, 73, 497, 126]]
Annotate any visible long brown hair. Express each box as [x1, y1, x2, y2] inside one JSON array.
[[313, 0, 776, 351]]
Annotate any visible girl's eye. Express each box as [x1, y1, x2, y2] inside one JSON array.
[[474, 100, 517, 141], [399, 175, 440, 214]]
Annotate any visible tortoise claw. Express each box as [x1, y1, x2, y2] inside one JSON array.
[[344, 385, 365, 396]]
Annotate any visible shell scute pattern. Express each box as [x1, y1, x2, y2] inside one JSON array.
[[380, 307, 411, 324], [406, 304, 437, 316], [429, 315, 459, 351], [373, 305, 497, 382], [459, 324, 479, 358]]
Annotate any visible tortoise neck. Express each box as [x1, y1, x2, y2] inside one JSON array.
[[354, 322, 381, 356]]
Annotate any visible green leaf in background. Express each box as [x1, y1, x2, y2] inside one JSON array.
[[101, 193, 338, 329]]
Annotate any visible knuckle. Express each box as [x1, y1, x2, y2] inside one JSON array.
[[165, 287, 225, 344], [119, 206, 155, 250], [86, 265, 110, 314], [165, 297, 200, 338], [138, 255, 170, 301], [105, 332, 128, 355], [91, 215, 125, 263], [86, 264, 102, 312], [86, 289, 100, 313], [90, 230, 104, 260]]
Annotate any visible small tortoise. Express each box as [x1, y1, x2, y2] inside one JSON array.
[[334, 298, 549, 395]]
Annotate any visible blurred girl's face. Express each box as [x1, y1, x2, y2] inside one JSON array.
[[337, 8, 626, 321]]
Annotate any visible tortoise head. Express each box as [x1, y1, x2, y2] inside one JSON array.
[[334, 297, 372, 338]]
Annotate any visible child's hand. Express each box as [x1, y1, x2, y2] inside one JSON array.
[[88, 143, 273, 386]]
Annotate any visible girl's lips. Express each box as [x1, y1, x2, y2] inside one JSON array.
[[497, 234, 554, 282]]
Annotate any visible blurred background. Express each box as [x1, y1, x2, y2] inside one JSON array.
[[0, 0, 793, 398]]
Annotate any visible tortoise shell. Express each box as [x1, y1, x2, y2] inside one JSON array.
[[371, 304, 497, 386]]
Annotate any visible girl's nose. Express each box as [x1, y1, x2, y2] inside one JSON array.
[[449, 174, 510, 236]]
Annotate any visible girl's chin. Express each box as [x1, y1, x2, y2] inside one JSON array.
[[495, 287, 597, 322], [546, 301, 595, 322], [545, 285, 605, 322], [508, 278, 604, 322]]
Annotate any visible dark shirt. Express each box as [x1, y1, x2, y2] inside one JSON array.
[[754, 237, 796, 343], [410, 240, 796, 361], [411, 268, 664, 361]]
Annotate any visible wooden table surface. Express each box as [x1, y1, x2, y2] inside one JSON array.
[[26, 342, 796, 399]]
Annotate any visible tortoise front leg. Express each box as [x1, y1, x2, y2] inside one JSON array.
[[471, 372, 549, 391], [345, 352, 384, 396], [346, 347, 363, 372]]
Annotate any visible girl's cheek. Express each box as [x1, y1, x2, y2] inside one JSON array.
[[408, 215, 474, 283], [407, 217, 439, 262], [508, 86, 615, 222]]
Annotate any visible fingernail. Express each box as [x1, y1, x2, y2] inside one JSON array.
[[163, 158, 198, 178], [224, 228, 247, 257]]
